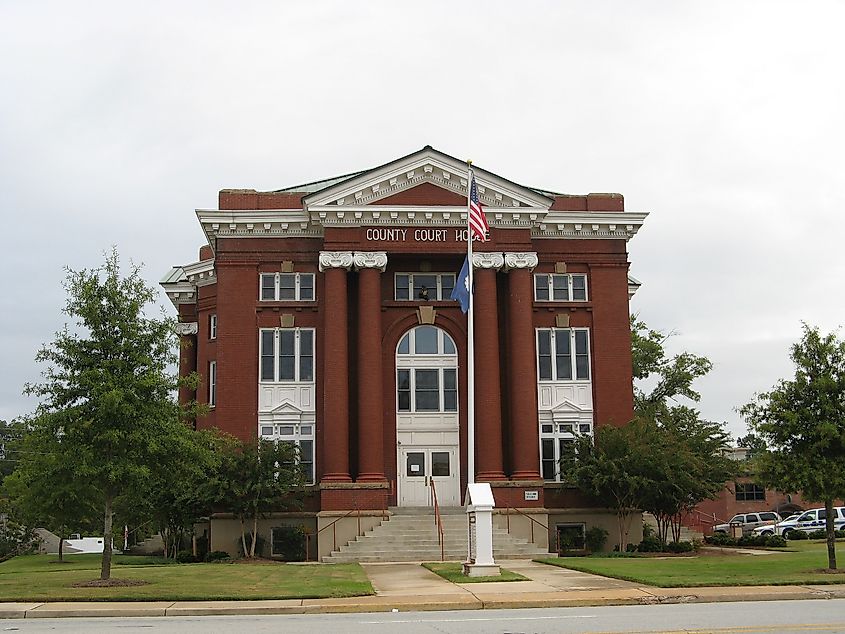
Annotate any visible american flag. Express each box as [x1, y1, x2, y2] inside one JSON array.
[[468, 175, 490, 241]]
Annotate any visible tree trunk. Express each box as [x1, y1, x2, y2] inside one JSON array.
[[101, 495, 113, 580], [58, 537, 64, 562], [250, 515, 258, 558], [239, 516, 248, 558], [825, 498, 837, 570]]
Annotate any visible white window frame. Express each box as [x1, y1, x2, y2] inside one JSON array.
[[396, 367, 458, 413], [534, 273, 588, 302], [394, 273, 457, 301], [259, 328, 315, 383], [209, 314, 217, 340], [259, 272, 315, 301], [208, 360, 217, 407], [539, 421, 593, 482], [259, 423, 315, 485], [536, 328, 591, 381]]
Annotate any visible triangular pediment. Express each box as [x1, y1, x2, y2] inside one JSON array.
[[302, 146, 554, 211], [549, 399, 587, 415], [269, 401, 304, 416]]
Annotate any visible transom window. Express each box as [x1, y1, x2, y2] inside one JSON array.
[[537, 328, 590, 381], [397, 325, 456, 355], [259, 423, 314, 485], [260, 272, 315, 301], [534, 274, 588, 301], [395, 273, 456, 301], [260, 328, 314, 382]]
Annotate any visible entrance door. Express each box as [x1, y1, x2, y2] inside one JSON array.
[[398, 446, 459, 506]]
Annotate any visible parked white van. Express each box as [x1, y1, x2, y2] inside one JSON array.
[[752, 507, 845, 537]]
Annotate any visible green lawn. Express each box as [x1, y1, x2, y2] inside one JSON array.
[[0, 554, 374, 601], [422, 562, 527, 583], [537, 540, 845, 587]]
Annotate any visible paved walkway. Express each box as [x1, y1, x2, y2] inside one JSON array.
[[1, 559, 844, 619]]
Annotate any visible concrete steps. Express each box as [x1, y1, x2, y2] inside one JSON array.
[[322, 506, 550, 563]]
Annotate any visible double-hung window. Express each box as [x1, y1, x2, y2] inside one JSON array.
[[259, 328, 315, 382], [537, 328, 590, 381], [209, 314, 217, 340], [394, 273, 456, 301], [260, 272, 315, 301], [534, 274, 588, 301], [208, 361, 217, 407]]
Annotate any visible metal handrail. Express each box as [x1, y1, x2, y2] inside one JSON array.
[[503, 505, 549, 546], [304, 495, 388, 561], [429, 477, 445, 561]]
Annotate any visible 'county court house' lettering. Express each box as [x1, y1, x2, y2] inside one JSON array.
[[161, 146, 648, 560]]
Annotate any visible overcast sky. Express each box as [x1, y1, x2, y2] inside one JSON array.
[[1, 1, 843, 439]]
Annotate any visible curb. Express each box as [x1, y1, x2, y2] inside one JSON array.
[[2, 587, 844, 619]]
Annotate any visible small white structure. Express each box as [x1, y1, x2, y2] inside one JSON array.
[[463, 483, 500, 577]]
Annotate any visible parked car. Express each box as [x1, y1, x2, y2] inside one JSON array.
[[713, 512, 780, 535], [751, 507, 845, 537]]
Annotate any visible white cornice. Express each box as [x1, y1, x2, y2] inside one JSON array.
[[533, 211, 648, 240], [196, 209, 321, 243], [183, 259, 216, 287], [308, 205, 548, 228]]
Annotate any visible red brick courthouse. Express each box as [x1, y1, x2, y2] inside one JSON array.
[[161, 147, 648, 558]]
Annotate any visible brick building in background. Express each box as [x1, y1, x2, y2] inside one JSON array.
[[161, 147, 648, 558]]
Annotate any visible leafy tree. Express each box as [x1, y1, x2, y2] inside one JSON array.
[[0, 418, 26, 486], [562, 418, 660, 551], [741, 324, 845, 570], [3, 419, 99, 561], [630, 316, 736, 544], [128, 428, 222, 558], [206, 436, 305, 558], [24, 249, 200, 580]]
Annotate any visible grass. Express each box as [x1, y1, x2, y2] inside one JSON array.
[[422, 562, 527, 583], [0, 554, 374, 602], [536, 540, 845, 587]]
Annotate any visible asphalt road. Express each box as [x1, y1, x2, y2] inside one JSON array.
[[1, 599, 844, 633]]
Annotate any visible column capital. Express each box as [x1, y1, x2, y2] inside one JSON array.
[[319, 251, 354, 272], [504, 252, 538, 271], [472, 252, 504, 270], [353, 251, 388, 272], [175, 322, 198, 336]]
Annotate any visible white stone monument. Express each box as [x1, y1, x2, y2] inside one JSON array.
[[463, 482, 500, 577]]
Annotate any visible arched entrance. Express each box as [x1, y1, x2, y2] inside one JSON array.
[[395, 325, 461, 506]]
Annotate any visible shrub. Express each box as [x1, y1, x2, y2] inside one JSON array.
[[807, 529, 827, 540], [787, 530, 807, 541], [237, 532, 267, 558], [738, 534, 768, 547], [636, 534, 663, 552], [204, 550, 231, 562], [664, 540, 694, 553], [270, 525, 306, 561], [705, 532, 737, 547], [836, 530, 845, 539], [175, 550, 198, 563], [765, 535, 787, 547], [584, 527, 609, 553]]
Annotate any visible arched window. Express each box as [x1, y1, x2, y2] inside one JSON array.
[[396, 326, 458, 413]]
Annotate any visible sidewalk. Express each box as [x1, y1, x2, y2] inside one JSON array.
[[1, 559, 844, 619]]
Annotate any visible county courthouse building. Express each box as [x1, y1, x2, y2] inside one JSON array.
[[161, 146, 648, 559]]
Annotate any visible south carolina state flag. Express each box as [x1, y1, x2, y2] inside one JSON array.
[[450, 257, 470, 313]]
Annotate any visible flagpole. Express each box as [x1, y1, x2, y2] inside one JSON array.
[[466, 161, 475, 488]]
